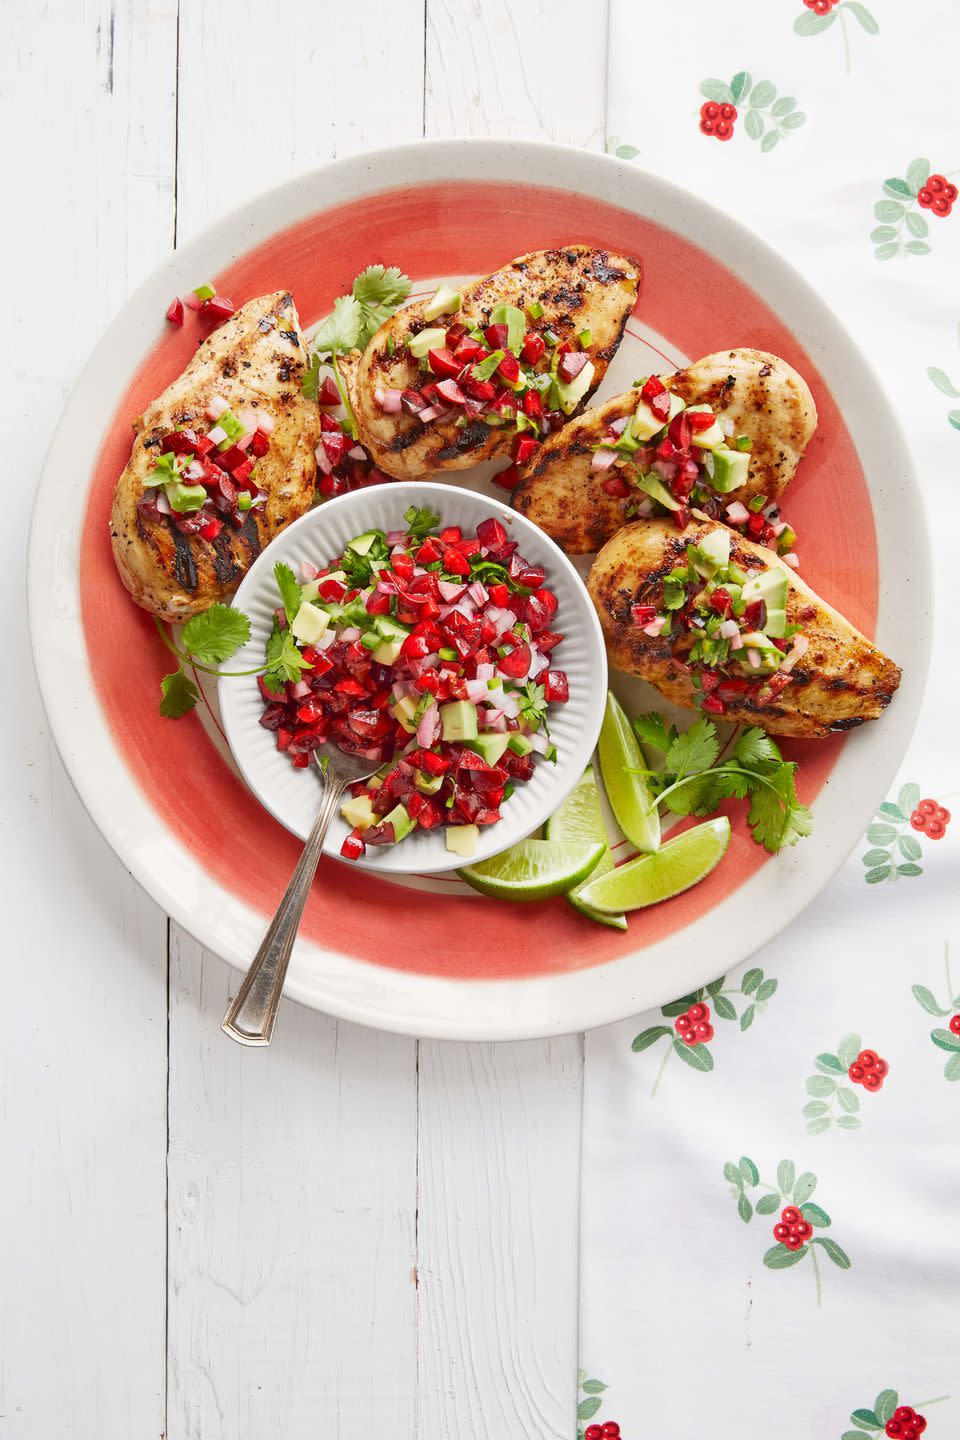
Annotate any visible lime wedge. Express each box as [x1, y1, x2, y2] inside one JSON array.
[[576, 817, 730, 915], [545, 768, 627, 929], [597, 690, 661, 854], [458, 838, 605, 902]]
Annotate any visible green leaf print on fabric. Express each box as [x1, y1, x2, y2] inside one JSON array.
[[793, 2, 879, 75], [928, 364, 960, 431], [631, 971, 778, 1096], [802, 1034, 889, 1132], [858, 781, 953, 882], [912, 947, 960, 1081], [723, 1155, 851, 1305], [840, 1388, 950, 1437], [697, 75, 806, 148], [870, 160, 957, 260]]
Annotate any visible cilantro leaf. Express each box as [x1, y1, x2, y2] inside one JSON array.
[[662, 572, 688, 610], [747, 765, 813, 852], [263, 624, 313, 692], [665, 717, 719, 778], [274, 562, 303, 625], [352, 265, 412, 345], [301, 352, 322, 399], [518, 681, 548, 731], [472, 349, 505, 382], [633, 711, 675, 755], [733, 726, 781, 770], [180, 604, 251, 666], [404, 505, 441, 542], [159, 668, 199, 718], [311, 294, 363, 356]]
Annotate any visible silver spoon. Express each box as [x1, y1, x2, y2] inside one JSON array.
[[221, 745, 381, 1046]]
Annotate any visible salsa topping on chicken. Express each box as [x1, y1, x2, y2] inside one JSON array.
[[593, 375, 798, 556], [634, 528, 808, 717], [374, 286, 601, 490]]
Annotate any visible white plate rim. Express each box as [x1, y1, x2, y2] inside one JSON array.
[[27, 138, 932, 1040]]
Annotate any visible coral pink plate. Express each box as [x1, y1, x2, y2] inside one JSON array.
[[28, 141, 930, 1039]]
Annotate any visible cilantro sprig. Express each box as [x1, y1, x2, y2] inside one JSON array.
[[154, 605, 255, 718], [630, 715, 813, 853], [304, 264, 412, 436]]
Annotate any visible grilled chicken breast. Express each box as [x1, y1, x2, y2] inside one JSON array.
[[352, 246, 640, 480], [514, 349, 817, 553], [111, 291, 319, 621], [588, 517, 900, 739]]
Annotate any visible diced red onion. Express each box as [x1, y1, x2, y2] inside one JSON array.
[[301, 562, 319, 580], [312, 629, 335, 651], [375, 387, 404, 415], [525, 729, 550, 755], [482, 710, 507, 732], [747, 649, 761, 669], [466, 678, 491, 705], [155, 490, 172, 515], [207, 424, 227, 446], [291, 680, 311, 700], [610, 416, 630, 435], [274, 607, 288, 629], [340, 626, 361, 643], [725, 501, 750, 525], [417, 406, 439, 423], [591, 449, 617, 472], [484, 606, 515, 633], [256, 412, 275, 436], [186, 293, 204, 312], [772, 521, 788, 538], [475, 662, 495, 682], [783, 553, 800, 569], [643, 617, 667, 637], [467, 581, 488, 607], [718, 619, 740, 640], [528, 650, 549, 679], [238, 409, 258, 433], [417, 702, 441, 747], [486, 686, 520, 719], [206, 395, 228, 420], [315, 443, 333, 476], [634, 498, 655, 519], [348, 445, 367, 461], [653, 457, 678, 482], [729, 631, 744, 651], [386, 529, 407, 546], [438, 580, 467, 602], [720, 416, 735, 437], [183, 460, 205, 481], [237, 431, 255, 451]]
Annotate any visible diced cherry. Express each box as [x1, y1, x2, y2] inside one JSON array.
[[641, 375, 666, 401], [427, 348, 462, 379], [416, 537, 442, 563], [702, 693, 727, 715], [498, 353, 521, 383], [537, 629, 564, 652], [166, 297, 185, 326], [452, 338, 482, 365], [521, 333, 546, 364], [476, 517, 508, 551], [488, 582, 510, 608], [200, 295, 236, 324], [391, 551, 415, 580], [199, 517, 223, 541], [710, 588, 732, 616], [463, 375, 497, 402], [543, 670, 568, 702], [744, 600, 765, 628], [522, 390, 542, 418], [440, 526, 462, 544], [687, 409, 717, 432], [318, 577, 347, 602], [340, 830, 366, 861], [601, 473, 630, 499], [493, 462, 521, 491], [484, 323, 510, 350], [498, 639, 531, 679], [317, 376, 342, 407], [557, 352, 588, 384], [631, 604, 657, 625], [513, 435, 539, 465], [434, 377, 467, 406], [250, 429, 271, 457]]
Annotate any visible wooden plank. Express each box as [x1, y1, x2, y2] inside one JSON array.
[[425, 0, 609, 150], [166, 933, 418, 1438], [166, 4, 426, 1435], [0, 1, 176, 1435], [416, 1041, 584, 1440], [415, 8, 607, 1430]]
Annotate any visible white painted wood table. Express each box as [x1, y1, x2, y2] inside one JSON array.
[[3, 3, 613, 1434]]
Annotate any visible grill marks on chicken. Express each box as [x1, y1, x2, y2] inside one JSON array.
[[110, 291, 319, 621], [513, 349, 817, 553], [352, 246, 640, 479], [588, 517, 901, 739]]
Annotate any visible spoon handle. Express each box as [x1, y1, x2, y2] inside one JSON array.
[[221, 776, 345, 1046]]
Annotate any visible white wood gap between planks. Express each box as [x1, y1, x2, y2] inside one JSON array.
[[1, 1, 610, 1435]]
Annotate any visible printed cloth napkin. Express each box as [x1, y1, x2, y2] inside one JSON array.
[[578, 4, 959, 1437]]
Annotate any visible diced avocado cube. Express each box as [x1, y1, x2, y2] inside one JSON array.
[[686, 404, 726, 450], [468, 732, 510, 766], [374, 615, 408, 641], [237, 493, 253, 512], [383, 803, 417, 843], [705, 446, 749, 494], [631, 399, 663, 442], [291, 602, 330, 645], [440, 699, 478, 743], [446, 824, 480, 857], [415, 770, 444, 795], [423, 283, 463, 321], [301, 579, 321, 602], [692, 529, 731, 578], [556, 359, 596, 415], [407, 326, 448, 358], [763, 608, 788, 639], [635, 471, 682, 512], [741, 570, 788, 612], [165, 480, 208, 513], [737, 631, 783, 673], [391, 694, 420, 733], [507, 733, 535, 756], [346, 529, 382, 556], [340, 793, 377, 831], [371, 637, 403, 665], [776, 525, 797, 555]]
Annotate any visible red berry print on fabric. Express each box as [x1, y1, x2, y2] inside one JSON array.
[[872, 160, 957, 260], [803, 1032, 889, 1133], [632, 967, 777, 1095], [794, 0, 878, 76], [698, 73, 806, 153], [910, 798, 951, 840], [577, 1374, 621, 1439], [861, 782, 931, 883], [841, 1386, 949, 1438], [927, 363, 960, 432], [912, 945, 960, 1083], [724, 1155, 850, 1306]]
